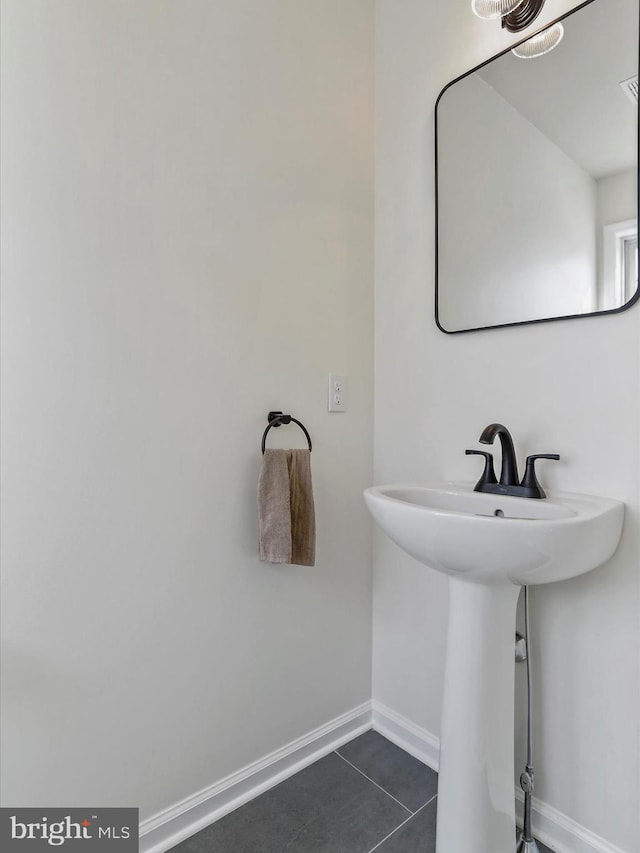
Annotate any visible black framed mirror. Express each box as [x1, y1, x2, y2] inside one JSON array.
[[435, 0, 639, 334]]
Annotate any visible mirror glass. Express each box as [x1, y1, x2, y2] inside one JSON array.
[[435, 0, 639, 333]]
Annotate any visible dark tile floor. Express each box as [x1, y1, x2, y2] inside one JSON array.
[[169, 730, 553, 852]]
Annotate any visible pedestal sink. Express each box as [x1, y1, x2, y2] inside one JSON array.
[[364, 482, 624, 853]]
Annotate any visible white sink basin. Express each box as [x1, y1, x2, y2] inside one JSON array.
[[364, 482, 623, 586], [364, 481, 624, 853]]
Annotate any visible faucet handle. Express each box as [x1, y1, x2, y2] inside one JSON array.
[[520, 454, 560, 499], [466, 449, 498, 492]]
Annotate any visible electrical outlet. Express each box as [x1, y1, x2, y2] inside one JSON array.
[[328, 373, 348, 412]]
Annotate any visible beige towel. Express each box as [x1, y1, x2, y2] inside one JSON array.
[[258, 448, 315, 566]]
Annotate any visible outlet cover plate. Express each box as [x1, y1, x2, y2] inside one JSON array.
[[328, 373, 347, 412]]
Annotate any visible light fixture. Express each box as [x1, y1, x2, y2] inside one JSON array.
[[511, 22, 564, 58], [471, 0, 527, 20], [472, 0, 564, 59]]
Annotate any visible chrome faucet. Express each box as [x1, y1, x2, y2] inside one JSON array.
[[466, 423, 559, 499]]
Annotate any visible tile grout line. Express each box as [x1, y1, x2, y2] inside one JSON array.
[[365, 795, 438, 853], [333, 750, 414, 816]]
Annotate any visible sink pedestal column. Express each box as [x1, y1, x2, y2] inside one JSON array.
[[435, 577, 522, 853]]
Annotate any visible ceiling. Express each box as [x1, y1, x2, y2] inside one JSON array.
[[478, 0, 638, 180]]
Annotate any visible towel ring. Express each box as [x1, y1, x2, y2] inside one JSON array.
[[261, 411, 312, 454]]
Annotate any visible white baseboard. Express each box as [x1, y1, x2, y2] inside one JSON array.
[[139, 699, 627, 853], [371, 700, 627, 853], [139, 701, 372, 853], [514, 790, 630, 853], [371, 699, 440, 772]]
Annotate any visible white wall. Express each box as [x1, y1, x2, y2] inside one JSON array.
[[597, 168, 638, 234], [374, 1, 639, 851], [0, 0, 374, 822]]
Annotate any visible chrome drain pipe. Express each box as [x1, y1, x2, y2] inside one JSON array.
[[517, 586, 540, 853]]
